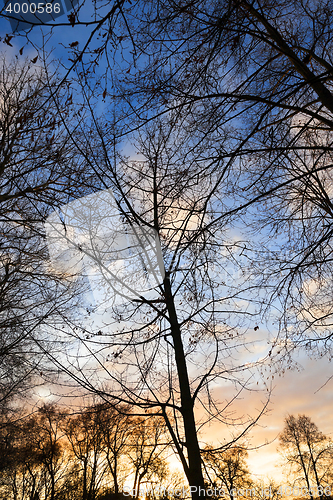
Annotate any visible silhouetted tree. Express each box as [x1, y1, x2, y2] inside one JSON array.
[[4, 1, 333, 496], [279, 415, 333, 499], [64, 405, 107, 500], [203, 446, 253, 500], [43, 110, 270, 500], [98, 405, 132, 495], [127, 416, 168, 496], [0, 54, 96, 410]]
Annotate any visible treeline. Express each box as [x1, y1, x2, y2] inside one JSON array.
[[0, 402, 256, 500], [1, 404, 332, 500], [0, 403, 169, 500]]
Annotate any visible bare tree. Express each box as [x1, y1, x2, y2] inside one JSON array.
[[98, 405, 130, 496], [64, 404, 109, 500], [42, 102, 271, 500], [32, 404, 68, 500], [0, 402, 170, 500], [4, 0, 333, 362], [126, 415, 168, 496], [13, 0, 333, 361], [0, 415, 59, 499], [203, 446, 253, 500], [279, 414, 333, 499], [119, 0, 333, 360], [4, 1, 333, 496], [0, 54, 95, 409]]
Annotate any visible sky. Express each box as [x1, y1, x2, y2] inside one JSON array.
[[234, 355, 333, 483], [1, 3, 333, 488], [192, 320, 333, 483]]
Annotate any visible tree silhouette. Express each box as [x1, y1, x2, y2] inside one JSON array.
[[98, 405, 131, 496], [203, 446, 253, 500], [64, 405, 107, 500], [12, 0, 333, 364], [0, 404, 74, 500], [279, 414, 333, 498], [0, 55, 94, 410], [43, 111, 271, 499], [3, 1, 333, 495], [126, 415, 168, 496], [0, 400, 173, 500]]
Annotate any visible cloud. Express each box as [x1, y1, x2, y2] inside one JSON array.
[[196, 349, 333, 483], [247, 355, 333, 481], [45, 187, 165, 312]]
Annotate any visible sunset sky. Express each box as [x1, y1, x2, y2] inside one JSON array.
[[140, 351, 333, 484]]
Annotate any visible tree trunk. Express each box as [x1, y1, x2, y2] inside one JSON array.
[[164, 275, 205, 500], [295, 441, 313, 500], [305, 438, 325, 498], [82, 459, 88, 500], [109, 458, 119, 495]]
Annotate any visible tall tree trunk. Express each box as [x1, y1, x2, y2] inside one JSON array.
[[49, 465, 56, 500], [295, 442, 313, 500], [164, 275, 205, 500], [305, 438, 325, 498]]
